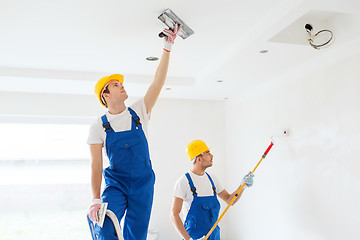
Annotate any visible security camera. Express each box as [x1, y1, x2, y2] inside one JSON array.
[[304, 23, 333, 50], [305, 24, 313, 33]]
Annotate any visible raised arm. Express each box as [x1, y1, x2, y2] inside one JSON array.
[[144, 25, 180, 114], [144, 50, 170, 114]]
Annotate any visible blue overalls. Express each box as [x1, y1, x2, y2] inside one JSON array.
[[184, 172, 221, 240], [94, 107, 155, 240]]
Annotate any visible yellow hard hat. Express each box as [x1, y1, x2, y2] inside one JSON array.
[[186, 140, 211, 161], [95, 74, 124, 107]]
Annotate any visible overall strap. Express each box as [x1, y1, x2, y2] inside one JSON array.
[[127, 107, 142, 129], [101, 115, 113, 132], [185, 173, 197, 197], [205, 172, 217, 195]]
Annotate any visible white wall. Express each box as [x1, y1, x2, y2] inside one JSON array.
[[224, 53, 360, 240]]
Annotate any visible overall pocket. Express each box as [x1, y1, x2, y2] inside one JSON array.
[[201, 200, 219, 224], [110, 136, 141, 168]]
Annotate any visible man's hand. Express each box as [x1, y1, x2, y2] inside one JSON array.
[[162, 24, 181, 52], [88, 198, 102, 222], [243, 171, 255, 187]]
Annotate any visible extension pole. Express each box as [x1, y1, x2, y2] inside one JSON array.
[[204, 141, 274, 240]]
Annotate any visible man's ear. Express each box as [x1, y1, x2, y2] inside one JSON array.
[[103, 92, 110, 100]]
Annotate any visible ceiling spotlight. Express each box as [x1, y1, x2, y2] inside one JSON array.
[[165, 87, 172, 90], [259, 50, 268, 54], [217, 80, 223, 83], [305, 23, 333, 50], [146, 56, 159, 61]]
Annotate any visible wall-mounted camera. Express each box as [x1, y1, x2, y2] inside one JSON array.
[[304, 24, 313, 33], [304, 23, 333, 50]]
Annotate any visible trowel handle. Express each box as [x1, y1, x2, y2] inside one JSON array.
[[158, 32, 166, 38], [158, 24, 179, 38]]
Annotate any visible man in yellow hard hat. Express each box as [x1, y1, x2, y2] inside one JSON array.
[[87, 25, 181, 240], [170, 140, 254, 240]]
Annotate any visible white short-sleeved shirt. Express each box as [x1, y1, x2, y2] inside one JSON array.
[[87, 98, 150, 148], [174, 171, 224, 219]]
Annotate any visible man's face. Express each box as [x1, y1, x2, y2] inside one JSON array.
[[103, 80, 128, 104], [199, 150, 213, 168]]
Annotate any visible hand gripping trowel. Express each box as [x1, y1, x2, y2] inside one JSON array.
[[158, 8, 194, 39], [87, 202, 124, 240]]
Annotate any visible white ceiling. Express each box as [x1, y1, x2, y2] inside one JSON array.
[[1, 0, 359, 100]]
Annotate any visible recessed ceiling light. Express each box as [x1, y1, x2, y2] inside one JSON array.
[[165, 87, 171, 90], [259, 50, 268, 54], [146, 56, 159, 61], [217, 80, 223, 83]]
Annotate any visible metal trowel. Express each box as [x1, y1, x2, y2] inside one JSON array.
[[97, 202, 108, 228], [158, 8, 194, 39], [88, 202, 124, 240]]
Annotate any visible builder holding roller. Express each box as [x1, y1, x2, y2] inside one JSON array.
[[87, 25, 181, 240], [171, 140, 254, 240]]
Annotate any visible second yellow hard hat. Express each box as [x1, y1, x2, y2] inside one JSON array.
[[186, 140, 211, 161]]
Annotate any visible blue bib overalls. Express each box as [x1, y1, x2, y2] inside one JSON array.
[[94, 107, 155, 240], [184, 172, 221, 240]]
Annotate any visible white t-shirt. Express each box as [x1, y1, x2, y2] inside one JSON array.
[[174, 171, 224, 220], [87, 98, 150, 147]]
